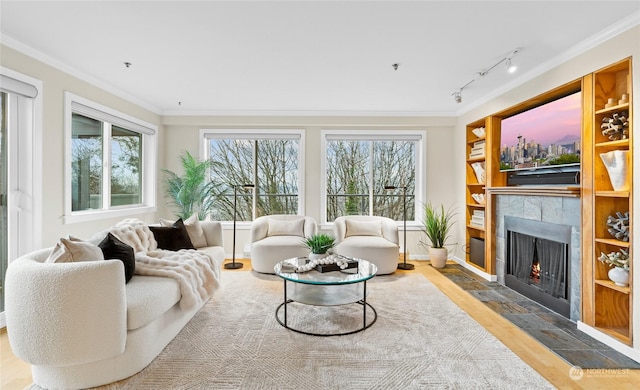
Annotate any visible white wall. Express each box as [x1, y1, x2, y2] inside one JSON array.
[[0, 45, 163, 246], [161, 115, 457, 258]]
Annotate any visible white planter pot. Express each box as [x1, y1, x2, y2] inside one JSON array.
[[600, 150, 629, 191], [608, 267, 629, 287], [309, 252, 329, 261], [429, 247, 448, 269]]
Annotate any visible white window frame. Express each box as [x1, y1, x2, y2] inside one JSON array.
[[320, 129, 426, 227], [200, 128, 305, 225], [64, 92, 157, 223]]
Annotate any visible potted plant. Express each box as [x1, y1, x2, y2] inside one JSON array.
[[303, 233, 336, 260], [420, 202, 456, 269], [599, 249, 630, 286], [162, 151, 221, 220]]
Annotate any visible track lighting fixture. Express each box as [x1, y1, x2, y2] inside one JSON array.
[[452, 48, 520, 103], [505, 58, 517, 73]]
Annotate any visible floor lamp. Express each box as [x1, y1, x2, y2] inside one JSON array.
[[224, 183, 255, 270], [384, 185, 414, 270]]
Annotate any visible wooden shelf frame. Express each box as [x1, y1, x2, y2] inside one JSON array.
[[582, 57, 633, 346]]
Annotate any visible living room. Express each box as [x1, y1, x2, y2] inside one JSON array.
[[2, 1, 640, 388]]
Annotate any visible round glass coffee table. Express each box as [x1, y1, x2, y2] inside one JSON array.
[[274, 257, 377, 336]]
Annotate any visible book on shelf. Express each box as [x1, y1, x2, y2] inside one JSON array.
[[470, 209, 485, 226]]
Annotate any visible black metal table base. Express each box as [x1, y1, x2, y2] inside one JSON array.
[[275, 279, 377, 336]]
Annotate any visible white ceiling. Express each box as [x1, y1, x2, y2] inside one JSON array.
[[1, 1, 639, 116]]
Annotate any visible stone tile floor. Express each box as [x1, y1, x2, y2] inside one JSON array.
[[437, 264, 640, 369]]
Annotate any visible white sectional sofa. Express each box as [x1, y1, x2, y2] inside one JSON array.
[[5, 219, 224, 389]]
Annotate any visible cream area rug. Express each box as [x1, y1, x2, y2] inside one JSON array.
[[93, 271, 553, 389]]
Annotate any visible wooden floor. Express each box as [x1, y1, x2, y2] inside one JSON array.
[[2, 258, 638, 389]]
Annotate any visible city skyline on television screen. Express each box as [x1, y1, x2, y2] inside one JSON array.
[[501, 91, 581, 148]]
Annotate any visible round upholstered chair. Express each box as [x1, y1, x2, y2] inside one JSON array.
[[333, 216, 399, 274], [250, 214, 317, 273]]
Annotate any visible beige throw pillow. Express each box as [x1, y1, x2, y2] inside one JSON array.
[[160, 213, 208, 248], [345, 219, 382, 237], [267, 218, 305, 237], [45, 238, 105, 263]]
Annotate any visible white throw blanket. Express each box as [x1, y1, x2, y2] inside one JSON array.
[[107, 219, 220, 309], [135, 249, 220, 309]]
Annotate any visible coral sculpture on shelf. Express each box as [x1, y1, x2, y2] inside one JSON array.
[[598, 249, 630, 271], [607, 211, 629, 242], [601, 112, 629, 141]]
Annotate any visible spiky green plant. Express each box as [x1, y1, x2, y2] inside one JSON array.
[[162, 151, 218, 220], [421, 202, 456, 249], [303, 234, 336, 254]]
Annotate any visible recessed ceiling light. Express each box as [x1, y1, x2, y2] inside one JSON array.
[[124, 62, 132, 68]]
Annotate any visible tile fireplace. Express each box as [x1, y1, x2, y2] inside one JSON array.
[[494, 194, 581, 321]]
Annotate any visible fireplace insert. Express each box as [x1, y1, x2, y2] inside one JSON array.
[[504, 216, 571, 318]]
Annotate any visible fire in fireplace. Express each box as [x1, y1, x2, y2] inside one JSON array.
[[504, 216, 572, 318]]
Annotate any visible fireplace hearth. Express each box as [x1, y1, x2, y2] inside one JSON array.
[[504, 216, 572, 318]]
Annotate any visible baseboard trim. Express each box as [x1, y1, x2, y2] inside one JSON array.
[[577, 321, 640, 363], [452, 256, 498, 282]]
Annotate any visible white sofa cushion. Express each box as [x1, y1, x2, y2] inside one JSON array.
[[336, 236, 398, 275], [160, 213, 208, 248], [267, 218, 305, 237], [46, 238, 104, 263], [345, 219, 382, 237], [126, 275, 181, 330]]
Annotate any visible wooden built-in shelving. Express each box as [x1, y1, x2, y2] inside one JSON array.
[[582, 57, 633, 345], [464, 58, 633, 346]]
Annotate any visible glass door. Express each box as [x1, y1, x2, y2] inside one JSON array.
[[0, 92, 7, 312]]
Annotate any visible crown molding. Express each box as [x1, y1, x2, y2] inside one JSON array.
[[160, 108, 457, 117], [456, 12, 640, 116], [0, 33, 162, 115]]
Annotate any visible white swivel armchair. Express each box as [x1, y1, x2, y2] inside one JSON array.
[[333, 216, 399, 274], [250, 214, 317, 273]]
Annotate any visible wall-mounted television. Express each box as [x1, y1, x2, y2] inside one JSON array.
[[500, 91, 582, 173]]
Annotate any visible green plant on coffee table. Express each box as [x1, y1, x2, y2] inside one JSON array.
[[303, 234, 336, 255], [598, 249, 630, 270]]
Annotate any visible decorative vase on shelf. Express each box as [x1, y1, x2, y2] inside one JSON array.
[[608, 267, 630, 287], [600, 150, 629, 191]]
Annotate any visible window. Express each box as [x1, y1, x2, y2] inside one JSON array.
[[65, 93, 157, 222], [322, 130, 424, 223], [202, 130, 304, 221]]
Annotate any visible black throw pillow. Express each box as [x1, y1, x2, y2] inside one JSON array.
[[99, 233, 136, 283], [149, 218, 195, 251]]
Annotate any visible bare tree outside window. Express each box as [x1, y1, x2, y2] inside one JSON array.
[[208, 137, 299, 221], [326, 138, 416, 222], [71, 114, 103, 211], [111, 126, 142, 206]]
